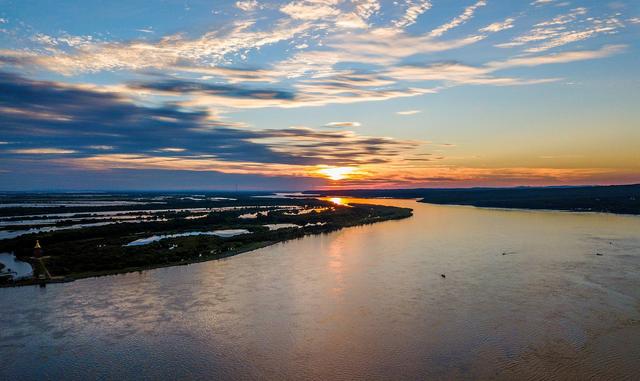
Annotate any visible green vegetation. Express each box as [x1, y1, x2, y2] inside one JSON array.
[[0, 196, 412, 283]]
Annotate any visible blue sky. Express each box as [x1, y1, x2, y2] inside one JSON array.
[[0, 0, 638, 190]]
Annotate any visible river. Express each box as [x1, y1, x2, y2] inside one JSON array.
[[1, 198, 639, 380]]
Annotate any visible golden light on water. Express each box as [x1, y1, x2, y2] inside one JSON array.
[[316, 166, 358, 181], [320, 197, 350, 205], [328, 197, 346, 205]]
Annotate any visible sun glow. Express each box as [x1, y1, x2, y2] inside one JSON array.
[[317, 166, 358, 181]]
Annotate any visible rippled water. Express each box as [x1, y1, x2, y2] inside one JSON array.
[[1, 199, 639, 380]]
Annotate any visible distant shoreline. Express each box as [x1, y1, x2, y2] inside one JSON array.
[[415, 201, 640, 218], [308, 184, 640, 216]]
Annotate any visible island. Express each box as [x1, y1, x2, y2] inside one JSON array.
[[0, 193, 412, 286]]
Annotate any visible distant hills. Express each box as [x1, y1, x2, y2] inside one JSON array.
[[309, 184, 640, 215]]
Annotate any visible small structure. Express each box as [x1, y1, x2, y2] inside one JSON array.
[[34, 240, 42, 258], [31, 240, 53, 281]]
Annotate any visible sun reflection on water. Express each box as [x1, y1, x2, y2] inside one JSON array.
[[324, 197, 350, 206]]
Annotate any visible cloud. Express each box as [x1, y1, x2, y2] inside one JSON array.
[[138, 74, 429, 109], [496, 7, 624, 52], [324, 121, 361, 127], [170, 65, 282, 83], [0, 0, 624, 113], [429, 0, 487, 37], [6, 20, 310, 74], [385, 62, 558, 87], [236, 0, 261, 11], [3, 35, 621, 113], [393, 0, 432, 29], [280, 0, 340, 21], [0, 71, 422, 174], [323, 30, 488, 66], [480, 17, 515, 33], [0, 1, 492, 81], [279, 0, 379, 29], [531, 0, 554, 6], [9, 148, 77, 154], [0, 1, 634, 189], [487, 44, 627, 70], [353, 0, 380, 21], [129, 78, 296, 102], [377, 45, 623, 88], [536, 7, 588, 27]]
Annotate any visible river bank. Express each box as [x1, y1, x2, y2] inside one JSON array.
[[0, 200, 412, 286], [309, 184, 640, 215]]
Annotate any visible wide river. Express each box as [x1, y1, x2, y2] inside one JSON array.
[[1, 198, 639, 380]]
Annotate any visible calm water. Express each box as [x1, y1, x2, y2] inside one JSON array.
[[0, 253, 33, 280], [125, 229, 251, 246], [1, 199, 639, 380]]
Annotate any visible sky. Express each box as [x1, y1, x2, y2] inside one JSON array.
[[0, 0, 638, 190]]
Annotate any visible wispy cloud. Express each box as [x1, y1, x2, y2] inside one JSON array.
[[0, 1, 628, 113], [396, 110, 422, 115], [429, 0, 487, 37], [11, 20, 310, 74], [393, 0, 432, 29], [157, 147, 187, 153], [324, 121, 361, 127], [497, 7, 624, 52], [236, 0, 261, 12], [480, 17, 515, 33], [9, 148, 77, 154], [280, 0, 339, 21], [487, 44, 626, 70], [531, 0, 555, 6], [279, 0, 373, 29]]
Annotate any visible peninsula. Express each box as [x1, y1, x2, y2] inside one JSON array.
[[0, 193, 412, 286]]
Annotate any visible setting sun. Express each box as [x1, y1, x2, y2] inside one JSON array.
[[317, 166, 358, 181]]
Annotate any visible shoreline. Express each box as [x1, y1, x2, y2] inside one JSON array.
[[1, 207, 412, 288], [414, 200, 640, 217], [312, 183, 640, 215], [1, 240, 278, 288]]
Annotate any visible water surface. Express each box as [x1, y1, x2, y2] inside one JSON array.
[[1, 199, 639, 380], [0, 253, 33, 280], [125, 229, 251, 246]]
